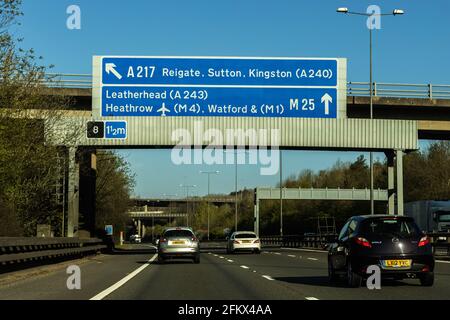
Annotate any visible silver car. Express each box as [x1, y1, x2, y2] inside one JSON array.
[[226, 231, 261, 254], [157, 227, 200, 264]]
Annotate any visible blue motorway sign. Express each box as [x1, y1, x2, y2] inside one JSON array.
[[95, 56, 342, 118]]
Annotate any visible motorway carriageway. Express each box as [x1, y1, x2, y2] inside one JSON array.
[[0, 246, 449, 300]]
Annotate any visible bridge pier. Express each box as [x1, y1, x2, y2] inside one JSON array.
[[387, 151, 396, 215], [67, 147, 80, 237]]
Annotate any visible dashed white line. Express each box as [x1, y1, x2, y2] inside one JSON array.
[[306, 297, 319, 300], [240, 265, 249, 269], [262, 275, 275, 281], [90, 254, 157, 300], [437, 260, 450, 264], [307, 257, 319, 261], [274, 252, 281, 255], [227, 259, 234, 262], [219, 256, 224, 259], [287, 254, 296, 258], [280, 247, 327, 253]]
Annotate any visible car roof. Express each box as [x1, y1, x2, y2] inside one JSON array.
[[232, 231, 256, 234], [164, 227, 193, 232], [351, 215, 413, 221]]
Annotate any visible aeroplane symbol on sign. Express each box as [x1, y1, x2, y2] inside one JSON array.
[[157, 102, 171, 116]]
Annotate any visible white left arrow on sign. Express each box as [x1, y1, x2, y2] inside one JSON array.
[[105, 63, 122, 80], [321, 93, 332, 115]]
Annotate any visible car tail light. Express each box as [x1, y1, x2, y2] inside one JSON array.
[[418, 236, 430, 247], [253, 239, 260, 243], [234, 240, 240, 244], [191, 237, 198, 242], [422, 266, 430, 272], [354, 237, 372, 248]]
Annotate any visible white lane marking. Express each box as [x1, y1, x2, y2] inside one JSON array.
[[219, 256, 224, 259], [208, 252, 212, 255], [227, 259, 234, 262], [90, 254, 157, 300], [240, 265, 249, 269], [307, 257, 319, 261], [213, 254, 218, 257], [262, 275, 275, 281], [280, 247, 327, 253], [253, 270, 257, 273], [287, 254, 296, 258], [274, 252, 281, 255], [306, 297, 319, 300], [436, 260, 450, 264]]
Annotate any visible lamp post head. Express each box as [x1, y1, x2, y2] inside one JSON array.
[[393, 9, 405, 15], [336, 7, 349, 13]]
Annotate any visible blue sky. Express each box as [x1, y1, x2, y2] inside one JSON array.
[[16, 1, 447, 197]]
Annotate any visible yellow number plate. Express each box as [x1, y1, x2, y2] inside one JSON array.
[[383, 260, 412, 268], [172, 241, 185, 245], [242, 240, 251, 243]]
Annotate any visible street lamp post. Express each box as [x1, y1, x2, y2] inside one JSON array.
[[200, 170, 220, 240], [179, 185, 196, 227], [337, 7, 404, 215]]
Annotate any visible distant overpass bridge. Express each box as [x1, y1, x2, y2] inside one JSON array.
[[43, 74, 450, 139]]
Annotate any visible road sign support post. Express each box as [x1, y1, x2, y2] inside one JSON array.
[[67, 147, 80, 237]]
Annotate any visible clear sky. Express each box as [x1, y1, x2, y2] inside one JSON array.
[[15, 1, 447, 197]]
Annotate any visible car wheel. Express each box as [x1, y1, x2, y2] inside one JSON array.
[[158, 255, 165, 264], [346, 261, 362, 288], [419, 272, 434, 287], [254, 249, 261, 254], [328, 259, 338, 282], [194, 255, 200, 264]]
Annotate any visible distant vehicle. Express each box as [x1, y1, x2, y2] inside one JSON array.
[[226, 231, 261, 254], [157, 227, 200, 264], [328, 215, 435, 287], [129, 234, 141, 243], [405, 200, 450, 235]]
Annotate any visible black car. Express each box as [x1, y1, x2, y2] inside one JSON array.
[[328, 215, 435, 287]]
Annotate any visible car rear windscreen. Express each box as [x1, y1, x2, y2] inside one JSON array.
[[360, 218, 421, 237], [164, 230, 194, 238], [235, 233, 257, 239]]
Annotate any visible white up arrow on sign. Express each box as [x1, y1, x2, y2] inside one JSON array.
[[321, 93, 332, 115], [105, 63, 122, 80]]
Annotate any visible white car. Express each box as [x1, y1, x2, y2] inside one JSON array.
[[226, 231, 261, 254], [130, 234, 142, 243]]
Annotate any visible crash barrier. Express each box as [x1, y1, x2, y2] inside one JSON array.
[[261, 233, 450, 257], [0, 237, 106, 266]]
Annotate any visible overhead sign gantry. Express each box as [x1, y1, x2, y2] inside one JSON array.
[[92, 56, 347, 119]]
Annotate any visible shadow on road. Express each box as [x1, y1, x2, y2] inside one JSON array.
[[274, 276, 422, 288]]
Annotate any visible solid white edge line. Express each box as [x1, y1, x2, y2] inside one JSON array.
[[306, 297, 319, 300], [436, 260, 450, 264], [90, 254, 157, 300], [262, 275, 275, 281]]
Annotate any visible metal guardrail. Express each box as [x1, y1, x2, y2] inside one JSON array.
[[261, 233, 450, 257], [0, 237, 106, 265], [40, 74, 450, 100]]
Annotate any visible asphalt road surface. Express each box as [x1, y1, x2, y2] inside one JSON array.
[[1, 247, 450, 300]]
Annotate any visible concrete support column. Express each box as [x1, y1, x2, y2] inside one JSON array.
[[386, 151, 395, 215], [67, 147, 80, 237], [396, 150, 404, 216], [141, 222, 146, 238], [254, 198, 260, 236]]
